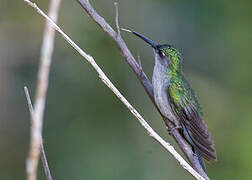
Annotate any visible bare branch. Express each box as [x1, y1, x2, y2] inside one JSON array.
[[114, 2, 120, 36], [137, 55, 142, 71], [23, 1, 206, 179], [25, 0, 61, 180], [40, 143, 53, 180], [24, 86, 35, 117], [76, 0, 209, 179], [24, 87, 53, 180]]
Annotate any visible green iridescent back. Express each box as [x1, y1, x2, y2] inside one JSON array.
[[159, 45, 203, 117], [168, 72, 203, 117]]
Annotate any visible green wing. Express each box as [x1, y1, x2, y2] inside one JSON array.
[[168, 75, 217, 161]]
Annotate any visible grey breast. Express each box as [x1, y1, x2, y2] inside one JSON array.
[[152, 52, 177, 122]]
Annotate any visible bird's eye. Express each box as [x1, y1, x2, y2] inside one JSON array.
[[159, 50, 165, 57]]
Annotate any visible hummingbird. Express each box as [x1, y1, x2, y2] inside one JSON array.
[[122, 28, 217, 171]]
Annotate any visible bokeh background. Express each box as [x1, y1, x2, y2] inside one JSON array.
[[1, 0, 252, 179]]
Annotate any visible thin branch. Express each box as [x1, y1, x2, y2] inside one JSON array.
[[40, 143, 52, 180], [24, 86, 35, 117], [137, 55, 142, 71], [23, 1, 205, 179], [114, 2, 120, 36], [25, 0, 61, 180], [76, 1, 209, 179], [24, 87, 53, 180]]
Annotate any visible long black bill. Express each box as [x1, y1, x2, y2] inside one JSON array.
[[121, 28, 157, 49]]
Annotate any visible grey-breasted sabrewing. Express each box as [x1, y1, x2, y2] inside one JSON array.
[[122, 29, 217, 171]]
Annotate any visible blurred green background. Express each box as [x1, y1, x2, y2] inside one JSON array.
[[1, 0, 252, 179]]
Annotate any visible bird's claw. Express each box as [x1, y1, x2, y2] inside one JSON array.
[[167, 125, 181, 135], [193, 152, 198, 157]]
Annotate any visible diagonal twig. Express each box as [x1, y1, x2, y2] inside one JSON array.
[[23, 1, 205, 179], [40, 143, 52, 180], [76, 0, 209, 179], [137, 55, 143, 71], [24, 87, 35, 116], [114, 2, 120, 36], [25, 0, 61, 180], [24, 87, 53, 180]]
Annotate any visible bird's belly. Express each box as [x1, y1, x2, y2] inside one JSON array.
[[152, 69, 177, 123], [153, 82, 176, 122]]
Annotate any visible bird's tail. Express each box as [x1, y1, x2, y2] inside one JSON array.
[[181, 123, 206, 172], [195, 149, 206, 172]]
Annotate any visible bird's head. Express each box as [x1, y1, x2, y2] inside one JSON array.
[[156, 44, 181, 60], [121, 28, 182, 71]]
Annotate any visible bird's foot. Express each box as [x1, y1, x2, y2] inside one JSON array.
[[193, 153, 198, 158], [167, 125, 181, 135]]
